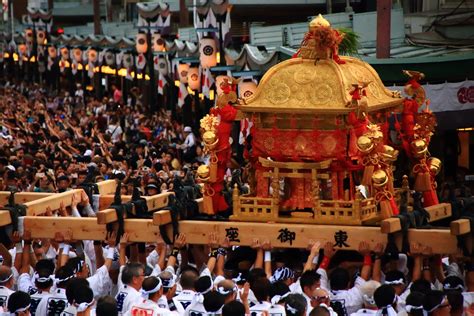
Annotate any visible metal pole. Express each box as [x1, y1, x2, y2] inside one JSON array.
[[376, 0, 391, 59], [93, 0, 101, 35]]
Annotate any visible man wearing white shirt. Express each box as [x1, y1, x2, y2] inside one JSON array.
[[115, 262, 145, 316], [173, 268, 198, 313], [179, 126, 196, 163], [36, 266, 74, 316], [125, 276, 172, 316], [0, 266, 15, 309]]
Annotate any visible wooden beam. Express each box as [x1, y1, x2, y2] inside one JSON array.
[[450, 219, 471, 236], [380, 218, 401, 234], [97, 192, 174, 224], [0, 192, 54, 206], [0, 211, 12, 227], [23, 217, 162, 243], [23, 189, 85, 216], [425, 203, 451, 222], [153, 210, 172, 226], [96, 180, 117, 195], [178, 220, 459, 254]]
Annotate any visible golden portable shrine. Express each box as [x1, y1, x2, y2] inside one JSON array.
[[197, 15, 445, 226]]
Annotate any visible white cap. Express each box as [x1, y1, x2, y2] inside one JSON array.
[[6, 165, 15, 171], [184, 126, 192, 133], [84, 149, 93, 157]]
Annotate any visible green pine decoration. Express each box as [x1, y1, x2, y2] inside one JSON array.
[[337, 28, 360, 56]]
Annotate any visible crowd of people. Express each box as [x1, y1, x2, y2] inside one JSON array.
[[0, 81, 473, 316]]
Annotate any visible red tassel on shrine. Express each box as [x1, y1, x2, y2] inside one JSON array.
[[414, 172, 432, 192], [362, 165, 374, 186], [389, 197, 399, 215], [379, 200, 392, 220], [423, 190, 439, 207]]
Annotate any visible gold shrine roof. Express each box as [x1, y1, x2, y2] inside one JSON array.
[[239, 56, 403, 114]]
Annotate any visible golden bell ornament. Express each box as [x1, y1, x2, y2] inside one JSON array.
[[203, 130, 218, 149], [197, 165, 210, 181], [309, 14, 331, 29], [372, 170, 388, 187], [411, 139, 428, 157], [382, 145, 399, 162], [357, 136, 374, 153], [427, 157, 442, 175]]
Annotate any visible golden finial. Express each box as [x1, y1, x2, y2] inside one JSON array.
[[309, 14, 331, 29]]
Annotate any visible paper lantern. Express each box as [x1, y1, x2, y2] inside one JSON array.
[[18, 44, 27, 56], [152, 32, 165, 52], [105, 51, 115, 66], [238, 80, 257, 99], [88, 49, 97, 63], [48, 46, 57, 58], [36, 30, 46, 45], [60, 47, 69, 60], [178, 63, 189, 83], [136, 33, 148, 54], [73, 48, 82, 63], [123, 53, 133, 68], [199, 38, 217, 69], [187, 67, 201, 91], [24, 28, 34, 43], [157, 56, 169, 76]]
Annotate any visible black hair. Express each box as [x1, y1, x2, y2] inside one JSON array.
[[284, 293, 307, 316], [222, 301, 245, 316], [55, 266, 75, 288], [423, 290, 446, 315], [179, 268, 199, 290], [405, 291, 425, 316], [66, 278, 90, 304], [447, 291, 463, 313], [251, 277, 270, 302], [195, 275, 213, 294], [121, 262, 144, 285], [73, 285, 94, 306], [374, 284, 395, 310], [203, 291, 225, 313], [269, 281, 290, 303], [443, 275, 464, 293], [384, 270, 406, 285], [35, 259, 55, 275], [410, 279, 431, 295], [142, 276, 161, 293], [329, 268, 350, 291], [96, 295, 118, 316], [7, 291, 31, 314], [66, 257, 85, 275], [309, 306, 330, 316], [248, 268, 267, 287], [34, 269, 54, 290], [299, 270, 321, 292]]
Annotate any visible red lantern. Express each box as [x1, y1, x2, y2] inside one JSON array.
[[136, 33, 148, 54]]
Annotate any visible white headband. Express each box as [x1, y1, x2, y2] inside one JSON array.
[[12, 304, 31, 314], [286, 303, 298, 314], [34, 272, 52, 283], [141, 279, 162, 297], [375, 305, 397, 316], [443, 283, 464, 291], [363, 294, 376, 306], [75, 299, 94, 312], [405, 304, 423, 313], [385, 278, 405, 285], [271, 292, 290, 305], [0, 272, 13, 283], [216, 286, 236, 296]]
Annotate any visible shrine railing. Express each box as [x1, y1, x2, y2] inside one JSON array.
[[233, 195, 279, 220]]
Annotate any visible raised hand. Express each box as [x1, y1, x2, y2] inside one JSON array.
[[323, 241, 335, 258], [106, 231, 117, 248], [309, 240, 321, 256], [174, 233, 187, 249], [358, 241, 371, 256], [251, 238, 261, 250], [120, 232, 130, 246], [208, 232, 218, 249]]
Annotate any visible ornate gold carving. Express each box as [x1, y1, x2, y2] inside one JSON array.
[[264, 137, 275, 152]]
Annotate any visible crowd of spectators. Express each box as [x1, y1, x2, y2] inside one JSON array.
[[0, 81, 473, 316]]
